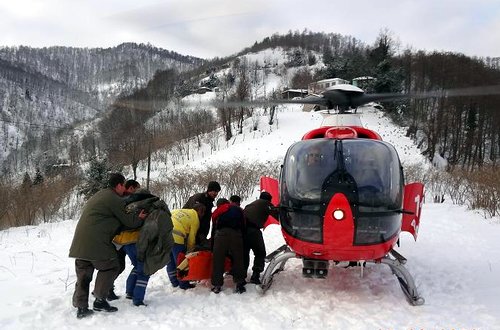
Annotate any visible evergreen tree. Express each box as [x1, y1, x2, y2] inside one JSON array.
[[322, 43, 333, 65], [308, 52, 317, 66], [80, 157, 112, 200], [32, 168, 44, 186], [22, 172, 32, 189]]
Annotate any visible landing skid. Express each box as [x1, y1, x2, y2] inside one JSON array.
[[381, 249, 425, 306], [258, 246, 424, 306], [257, 245, 298, 293]]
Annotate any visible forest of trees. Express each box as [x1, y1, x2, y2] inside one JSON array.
[[397, 51, 500, 169], [0, 43, 203, 177]]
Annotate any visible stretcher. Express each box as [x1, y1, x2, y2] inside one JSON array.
[[176, 250, 231, 281]]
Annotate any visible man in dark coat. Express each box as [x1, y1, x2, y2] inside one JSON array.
[[243, 191, 279, 284], [69, 173, 146, 319], [107, 178, 141, 301], [183, 181, 221, 247], [210, 198, 246, 294]]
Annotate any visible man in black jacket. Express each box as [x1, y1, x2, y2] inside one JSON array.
[[183, 181, 221, 247], [243, 191, 279, 284], [210, 198, 246, 294]]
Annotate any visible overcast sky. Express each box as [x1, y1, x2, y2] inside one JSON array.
[[1, 0, 499, 59]]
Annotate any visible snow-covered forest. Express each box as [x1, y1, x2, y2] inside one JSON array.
[[1, 31, 499, 231], [0, 43, 202, 173], [1, 105, 499, 329]]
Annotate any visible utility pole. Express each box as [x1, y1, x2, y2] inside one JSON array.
[[146, 120, 156, 190], [146, 138, 151, 190]]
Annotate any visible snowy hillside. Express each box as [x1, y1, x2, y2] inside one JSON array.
[[1, 105, 500, 330]]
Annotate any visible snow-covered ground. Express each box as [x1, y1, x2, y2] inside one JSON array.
[[1, 106, 500, 330]]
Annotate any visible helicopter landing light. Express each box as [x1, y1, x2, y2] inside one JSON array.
[[333, 209, 345, 220]]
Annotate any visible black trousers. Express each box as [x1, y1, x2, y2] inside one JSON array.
[[72, 258, 119, 308], [243, 227, 266, 275], [211, 228, 245, 287], [114, 247, 127, 282]]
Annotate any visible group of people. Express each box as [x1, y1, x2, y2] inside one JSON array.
[[69, 173, 278, 319], [208, 190, 277, 294]]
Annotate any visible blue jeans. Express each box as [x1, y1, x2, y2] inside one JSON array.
[[123, 244, 150, 304], [166, 243, 191, 288]]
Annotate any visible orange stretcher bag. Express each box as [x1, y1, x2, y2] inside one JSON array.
[[177, 251, 231, 281]]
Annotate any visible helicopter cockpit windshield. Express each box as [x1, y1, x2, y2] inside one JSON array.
[[282, 138, 402, 207], [283, 139, 336, 201], [280, 138, 404, 244]]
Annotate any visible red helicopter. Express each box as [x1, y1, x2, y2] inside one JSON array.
[[201, 81, 499, 305], [258, 105, 425, 306]]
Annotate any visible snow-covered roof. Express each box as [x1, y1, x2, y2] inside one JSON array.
[[327, 83, 364, 93], [314, 77, 348, 84], [282, 89, 308, 93], [352, 76, 375, 81]]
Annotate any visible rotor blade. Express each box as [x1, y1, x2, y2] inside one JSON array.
[[207, 95, 329, 108], [351, 93, 413, 107], [354, 85, 500, 107], [416, 85, 500, 98], [111, 85, 500, 113]]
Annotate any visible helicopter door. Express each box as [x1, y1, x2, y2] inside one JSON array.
[[260, 176, 280, 228], [401, 182, 424, 240]]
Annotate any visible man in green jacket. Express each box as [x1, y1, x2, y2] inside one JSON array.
[[69, 173, 146, 319]]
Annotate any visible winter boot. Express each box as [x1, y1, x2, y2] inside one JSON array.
[[211, 286, 222, 294], [250, 272, 261, 285], [76, 307, 94, 319], [93, 298, 118, 313], [125, 293, 133, 300], [133, 301, 148, 307], [234, 282, 246, 294], [180, 282, 196, 290]]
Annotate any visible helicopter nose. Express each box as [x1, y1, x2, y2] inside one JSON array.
[[323, 192, 355, 250]]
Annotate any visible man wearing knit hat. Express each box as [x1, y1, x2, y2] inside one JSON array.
[[243, 191, 278, 284], [183, 181, 221, 247]]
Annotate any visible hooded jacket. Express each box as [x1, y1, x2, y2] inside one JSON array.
[[133, 198, 174, 276]]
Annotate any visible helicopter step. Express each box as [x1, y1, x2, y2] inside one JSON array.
[[389, 249, 407, 264], [264, 244, 288, 262], [380, 249, 425, 306]]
